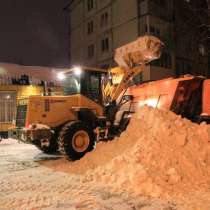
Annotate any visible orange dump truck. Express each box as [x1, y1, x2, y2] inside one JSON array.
[[126, 75, 210, 123]]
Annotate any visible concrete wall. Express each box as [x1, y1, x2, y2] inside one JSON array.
[[70, 1, 85, 65], [112, 0, 138, 49]]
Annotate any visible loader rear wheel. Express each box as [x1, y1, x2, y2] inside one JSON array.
[[58, 121, 95, 160]]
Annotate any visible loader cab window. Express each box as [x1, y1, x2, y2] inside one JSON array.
[[60, 69, 105, 104], [81, 71, 102, 104], [62, 73, 81, 95]]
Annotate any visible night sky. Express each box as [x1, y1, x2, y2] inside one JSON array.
[[0, 0, 70, 68]]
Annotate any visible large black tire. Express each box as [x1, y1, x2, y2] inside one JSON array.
[[58, 121, 96, 160]]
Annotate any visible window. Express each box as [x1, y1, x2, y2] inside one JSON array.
[[87, 21, 93, 34], [101, 12, 108, 27], [61, 73, 81, 95], [151, 52, 172, 68], [100, 64, 109, 69], [150, 26, 155, 34], [88, 44, 94, 58], [81, 72, 102, 103], [89, 74, 100, 101], [0, 92, 16, 123], [198, 44, 205, 56], [101, 38, 109, 52], [149, 25, 160, 36], [156, 28, 160, 36], [160, 53, 172, 68], [151, 0, 167, 7], [134, 72, 143, 84], [87, 0, 93, 11], [145, 25, 148, 33], [176, 59, 192, 75]]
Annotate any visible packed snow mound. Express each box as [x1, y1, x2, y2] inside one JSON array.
[[45, 106, 210, 200], [81, 106, 210, 198]]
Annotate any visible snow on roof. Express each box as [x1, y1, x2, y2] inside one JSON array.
[[0, 62, 68, 82]]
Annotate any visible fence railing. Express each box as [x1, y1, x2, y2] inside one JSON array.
[[0, 74, 60, 87]]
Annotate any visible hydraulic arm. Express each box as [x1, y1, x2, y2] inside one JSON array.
[[102, 35, 163, 104]]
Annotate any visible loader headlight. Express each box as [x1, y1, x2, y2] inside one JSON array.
[[73, 66, 82, 76], [57, 72, 66, 80]]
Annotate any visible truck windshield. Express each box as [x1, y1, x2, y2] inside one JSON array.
[[61, 73, 81, 95]]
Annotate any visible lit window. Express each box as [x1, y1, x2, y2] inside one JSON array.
[[199, 44, 205, 56], [0, 92, 16, 123]]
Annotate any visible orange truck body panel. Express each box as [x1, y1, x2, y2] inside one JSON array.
[[127, 77, 181, 110], [126, 75, 208, 120], [202, 79, 210, 116]]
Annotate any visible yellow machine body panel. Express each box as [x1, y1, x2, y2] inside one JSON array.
[[26, 94, 104, 128]]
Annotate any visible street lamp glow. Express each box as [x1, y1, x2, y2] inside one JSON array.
[[5, 95, 11, 100], [73, 67, 82, 76], [57, 72, 66, 80]]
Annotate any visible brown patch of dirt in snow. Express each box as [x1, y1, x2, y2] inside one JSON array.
[[43, 106, 210, 209]]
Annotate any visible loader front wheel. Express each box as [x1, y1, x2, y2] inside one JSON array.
[[58, 121, 95, 160]]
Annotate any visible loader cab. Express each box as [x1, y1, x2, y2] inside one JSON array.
[[60, 67, 107, 104]]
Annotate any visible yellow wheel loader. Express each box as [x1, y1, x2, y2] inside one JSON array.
[[11, 35, 163, 160]]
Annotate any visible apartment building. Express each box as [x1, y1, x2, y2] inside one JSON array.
[[69, 0, 138, 66], [68, 0, 209, 82], [138, 0, 175, 81], [175, 0, 209, 77]]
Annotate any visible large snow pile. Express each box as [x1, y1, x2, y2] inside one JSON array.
[[45, 106, 210, 201], [79, 106, 210, 198]]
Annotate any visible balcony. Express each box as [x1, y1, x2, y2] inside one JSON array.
[[139, 0, 174, 22]]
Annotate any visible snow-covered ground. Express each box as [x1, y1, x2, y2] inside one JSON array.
[[0, 139, 176, 210], [1, 106, 210, 210]]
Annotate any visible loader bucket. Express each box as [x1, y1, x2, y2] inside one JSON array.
[[114, 35, 164, 68]]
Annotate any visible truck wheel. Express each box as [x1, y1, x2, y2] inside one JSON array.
[[58, 121, 95, 160]]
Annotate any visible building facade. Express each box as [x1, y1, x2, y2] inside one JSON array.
[[68, 0, 209, 82], [174, 0, 209, 77]]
